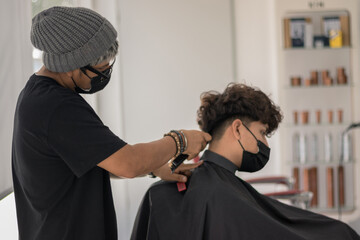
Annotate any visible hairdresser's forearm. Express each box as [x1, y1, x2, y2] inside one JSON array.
[[98, 136, 176, 178]]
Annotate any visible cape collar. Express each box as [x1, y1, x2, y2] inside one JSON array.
[[201, 150, 238, 174]]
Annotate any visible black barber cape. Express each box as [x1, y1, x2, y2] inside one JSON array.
[[131, 150, 360, 240]]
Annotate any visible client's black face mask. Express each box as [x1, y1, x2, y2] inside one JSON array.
[[238, 124, 270, 172]]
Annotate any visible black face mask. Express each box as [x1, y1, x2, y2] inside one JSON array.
[[72, 59, 115, 94], [72, 75, 111, 94], [238, 124, 270, 172]]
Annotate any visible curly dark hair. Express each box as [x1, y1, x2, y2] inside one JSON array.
[[197, 83, 283, 139]]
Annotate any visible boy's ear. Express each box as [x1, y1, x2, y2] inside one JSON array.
[[230, 119, 243, 140]]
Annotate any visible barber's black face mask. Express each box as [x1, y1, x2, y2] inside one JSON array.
[[72, 59, 115, 94], [73, 75, 111, 94], [238, 124, 270, 172]]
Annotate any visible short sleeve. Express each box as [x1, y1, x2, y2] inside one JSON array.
[[47, 97, 127, 177]]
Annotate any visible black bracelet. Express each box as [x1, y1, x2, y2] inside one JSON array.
[[164, 132, 179, 158], [179, 130, 188, 151], [171, 130, 185, 154], [148, 172, 156, 178]]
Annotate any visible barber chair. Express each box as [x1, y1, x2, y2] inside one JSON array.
[[246, 176, 313, 209]]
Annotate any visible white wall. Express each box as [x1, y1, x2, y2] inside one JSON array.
[[111, 1, 235, 238], [235, 0, 277, 92], [233, 0, 281, 181], [0, 0, 33, 238], [0, 0, 33, 199]]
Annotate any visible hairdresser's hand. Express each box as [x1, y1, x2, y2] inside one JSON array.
[[181, 130, 212, 159], [153, 160, 204, 182]]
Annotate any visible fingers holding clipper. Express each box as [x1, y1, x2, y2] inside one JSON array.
[[171, 173, 188, 183], [179, 170, 192, 178], [174, 161, 203, 173]]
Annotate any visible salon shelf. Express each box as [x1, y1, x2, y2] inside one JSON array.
[[276, 2, 359, 216], [284, 84, 352, 90], [284, 46, 352, 51]]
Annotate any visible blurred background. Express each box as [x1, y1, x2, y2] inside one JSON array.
[[1, 0, 360, 239]]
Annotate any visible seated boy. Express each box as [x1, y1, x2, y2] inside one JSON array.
[[131, 83, 360, 240]]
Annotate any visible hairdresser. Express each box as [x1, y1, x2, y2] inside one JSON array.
[[12, 6, 211, 240]]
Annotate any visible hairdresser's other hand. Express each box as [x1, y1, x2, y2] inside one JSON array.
[[153, 160, 204, 182], [181, 130, 211, 159]]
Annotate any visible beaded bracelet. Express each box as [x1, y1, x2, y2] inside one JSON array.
[[171, 130, 185, 154], [164, 131, 181, 159]]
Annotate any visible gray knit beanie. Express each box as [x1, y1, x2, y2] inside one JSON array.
[[31, 6, 117, 72]]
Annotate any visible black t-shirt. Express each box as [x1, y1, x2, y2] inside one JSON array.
[[12, 74, 127, 240]]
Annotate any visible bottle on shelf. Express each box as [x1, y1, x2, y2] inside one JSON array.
[[309, 133, 319, 162], [292, 110, 300, 163], [327, 167, 335, 208], [292, 132, 300, 163], [305, 18, 313, 48], [338, 132, 352, 164], [316, 110, 321, 124], [292, 167, 300, 190], [304, 78, 312, 86], [309, 167, 318, 207], [342, 132, 352, 163], [324, 110, 333, 162], [293, 111, 298, 125], [337, 67, 347, 85], [310, 70, 319, 85], [338, 165, 345, 207], [309, 110, 321, 162], [299, 134, 308, 164], [329, 29, 343, 48], [328, 110, 333, 124], [303, 167, 310, 192], [324, 133, 333, 162], [321, 70, 329, 84], [335, 108, 353, 163], [301, 111, 309, 125], [322, 70, 333, 86], [336, 108, 346, 163], [291, 76, 302, 87], [337, 109, 343, 124], [303, 166, 318, 207], [299, 111, 309, 163]]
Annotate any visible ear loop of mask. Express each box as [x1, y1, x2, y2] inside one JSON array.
[[242, 124, 258, 141], [71, 74, 91, 92], [237, 123, 259, 152], [238, 139, 245, 151]]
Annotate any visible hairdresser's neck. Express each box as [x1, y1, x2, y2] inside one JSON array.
[[36, 65, 71, 89]]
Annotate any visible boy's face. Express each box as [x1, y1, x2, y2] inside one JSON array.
[[240, 121, 269, 153]]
